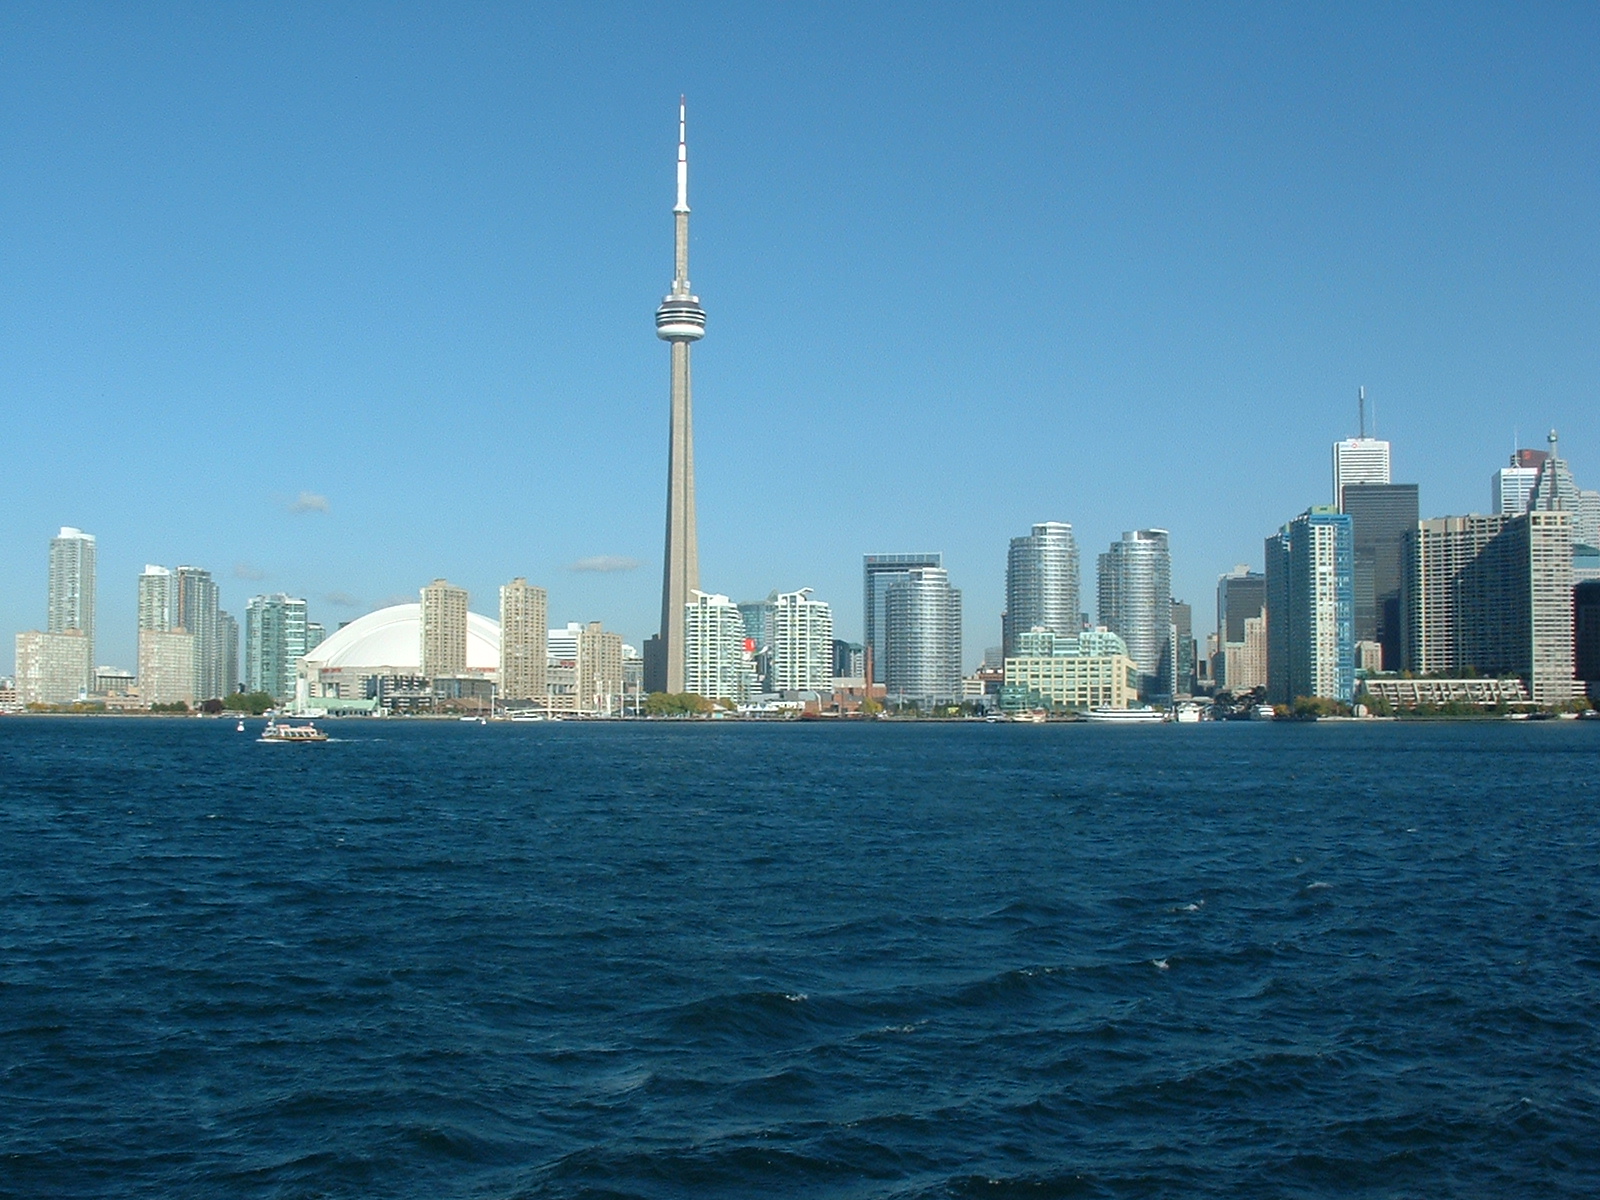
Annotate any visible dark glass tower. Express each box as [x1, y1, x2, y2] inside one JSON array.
[[1340, 482, 1419, 671]]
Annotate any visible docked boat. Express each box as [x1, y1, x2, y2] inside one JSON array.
[[1083, 707, 1166, 724], [260, 720, 329, 743]]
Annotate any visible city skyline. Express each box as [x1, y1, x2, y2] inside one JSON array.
[[3, 7, 1598, 668]]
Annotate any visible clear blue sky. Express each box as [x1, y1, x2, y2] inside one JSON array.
[[4, 3, 1597, 671]]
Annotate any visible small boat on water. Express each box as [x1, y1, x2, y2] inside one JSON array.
[[260, 720, 329, 743], [1084, 707, 1166, 724], [236, 719, 246, 732]]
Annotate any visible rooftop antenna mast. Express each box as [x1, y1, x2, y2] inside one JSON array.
[[1358, 386, 1366, 439]]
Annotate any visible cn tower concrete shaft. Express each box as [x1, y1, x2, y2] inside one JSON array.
[[654, 98, 706, 694]]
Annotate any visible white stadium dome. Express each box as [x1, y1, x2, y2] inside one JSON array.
[[303, 603, 500, 672]]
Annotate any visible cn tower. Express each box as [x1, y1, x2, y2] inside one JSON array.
[[651, 97, 707, 694]]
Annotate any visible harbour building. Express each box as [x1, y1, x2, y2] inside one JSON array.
[[1001, 628, 1138, 713], [863, 553, 943, 685], [1097, 529, 1173, 699], [1265, 507, 1355, 706], [1003, 522, 1080, 658], [883, 566, 963, 707]]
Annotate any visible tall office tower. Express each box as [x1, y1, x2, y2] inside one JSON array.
[[647, 98, 709, 697], [577, 621, 625, 714], [13, 629, 91, 706], [1004, 521, 1080, 657], [548, 623, 581, 670], [1264, 508, 1355, 705], [1493, 448, 1547, 515], [769, 589, 834, 692], [1576, 581, 1600, 702], [1526, 430, 1600, 547], [244, 594, 309, 700], [499, 578, 549, 702], [1097, 529, 1174, 699], [883, 566, 963, 706], [1338, 482, 1420, 671], [137, 565, 174, 631], [863, 552, 943, 684], [174, 566, 221, 700], [48, 527, 96, 690], [218, 610, 240, 695], [1214, 566, 1267, 691], [1171, 599, 1195, 696], [684, 591, 755, 703], [137, 629, 197, 707], [420, 579, 469, 677], [1402, 511, 1575, 706]]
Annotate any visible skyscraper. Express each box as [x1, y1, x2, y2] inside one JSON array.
[[1215, 566, 1267, 692], [863, 553, 943, 685], [1004, 521, 1080, 657], [1338, 482, 1419, 671], [769, 589, 834, 692], [174, 565, 222, 701], [499, 578, 548, 703], [1493, 448, 1546, 516], [1402, 511, 1575, 706], [883, 566, 963, 706], [420, 579, 469, 677], [137, 565, 174, 632], [48, 527, 96, 690], [684, 591, 755, 703], [648, 98, 708, 696], [245, 594, 309, 700], [1097, 530, 1173, 699], [1264, 507, 1354, 705], [1526, 430, 1600, 548], [218, 610, 240, 696]]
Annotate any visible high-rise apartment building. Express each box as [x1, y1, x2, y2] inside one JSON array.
[[174, 566, 222, 701], [420, 579, 469, 678], [1004, 522, 1080, 658], [13, 630, 90, 706], [577, 621, 625, 714], [1265, 507, 1354, 705], [1215, 566, 1267, 692], [1402, 511, 1575, 706], [883, 566, 963, 706], [47, 527, 96, 691], [138, 565, 174, 631], [138, 629, 197, 707], [1097, 529, 1173, 699], [245, 594, 309, 700], [218, 611, 240, 696], [499, 578, 549, 703], [863, 552, 942, 684], [769, 589, 834, 692], [1339, 482, 1419, 671], [684, 591, 756, 703]]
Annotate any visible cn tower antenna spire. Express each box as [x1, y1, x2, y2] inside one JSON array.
[[675, 95, 689, 215]]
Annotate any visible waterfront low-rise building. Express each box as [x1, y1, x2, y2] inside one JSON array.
[[1001, 628, 1138, 713], [14, 630, 91, 706]]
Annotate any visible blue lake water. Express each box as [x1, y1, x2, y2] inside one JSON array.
[[2, 717, 1597, 1198]]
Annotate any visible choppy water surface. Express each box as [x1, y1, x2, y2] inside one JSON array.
[[2, 718, 1598, 1198]]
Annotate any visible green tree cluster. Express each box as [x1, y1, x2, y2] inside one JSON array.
[[644, 692, 715, 717], [223, 692, 276, 715]]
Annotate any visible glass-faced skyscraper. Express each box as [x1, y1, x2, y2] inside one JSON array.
[[863, 552, 942, 684], [1097, 529, 1173, 699], [1265, 507, 1354, 706], [1339, 482, 1419, 671], [1004, 521, 1080, 657]]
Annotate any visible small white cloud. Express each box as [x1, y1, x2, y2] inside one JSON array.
[[234, 562, 268, 581], [324, 591, 360, 608], [568, 555, 641, 574], [289, 492, 330, 514]]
